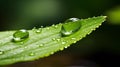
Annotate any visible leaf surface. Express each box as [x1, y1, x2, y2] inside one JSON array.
[[0, 16, 106, 65]]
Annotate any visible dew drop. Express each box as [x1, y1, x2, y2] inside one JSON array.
[[36, 28, 42, 33], [71, 38, 76, 40], [50, 52, 54, 54], [41, 26, 44, 28], [29, 52, 34, 56], [39, 44, 44, 47], [56, 38, 60, 41], [60, 47, 64, 51], [54, 25, 58, 28], [52, 38, 56, 41], [52, 24, 55, 26], [0, 51, 3, 55], [61, 18, 81, 36], [46, 27, 50, 30], [13, 29, 29, 42], [62, 41, 66, 44], [65, 46, 68, 48]]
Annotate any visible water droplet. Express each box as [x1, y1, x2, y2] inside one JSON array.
[[71, 38, 76, 40], [39, 44, 44, 47], [52, 24, 55, 26], [61, 18, 81, 36], [13, 29, 29, 42], [41, 26, 44, 28], [65, 46, 68, 48], [29, 52, 34, 56], [46, 27, 50, 30], [50, 52, 54, 54], [54, 25, 58, 28], [60, 47, 64, 51], [52, 38, 56, 41], [32, 27, 36, 31], [36, 28, 42, 33], [56, 38, 60, 41], [72, 40, 77, 43], [62, 41, 66, 44], [0, 51, 3, 55], [24, 47, 27, 49]]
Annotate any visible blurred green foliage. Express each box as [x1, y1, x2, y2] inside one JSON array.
[[106, 6, 120, 25]]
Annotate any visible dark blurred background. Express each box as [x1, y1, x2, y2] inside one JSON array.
[[0, 0, 120, 67]]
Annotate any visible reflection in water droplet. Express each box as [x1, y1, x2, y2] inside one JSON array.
[[13, 29, 29, 42], [61, 18, 81, 36], [0, 51, 4, 55], [65, 18, 79, 23]]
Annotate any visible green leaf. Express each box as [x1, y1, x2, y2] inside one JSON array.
[[0, 16, 106, 65]]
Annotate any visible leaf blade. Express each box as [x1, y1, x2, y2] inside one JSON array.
[[0, 16, 106, 65]]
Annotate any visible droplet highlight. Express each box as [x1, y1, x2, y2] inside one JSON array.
[[65, 18, 79, 22], [29, 52, 34, 56], [36, 28, 42, 33], [62, 41, 66, 44], [39, 44, 44, 47], [0, 51, 4, 55], [61, 18, 81, 36], [13, 29, 29, 42]]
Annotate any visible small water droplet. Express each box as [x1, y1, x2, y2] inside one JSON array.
[[52, 24, 55, 26], [39, 44, 44, 47], [56, 38, 60, 41], [41, 26, 44, 28], [29, 52, 34, 56], [65, 46, 68, 48], [72, 40, 77, 43], [52, 38, 56, 41], [54, 25, 58, 28], [0, 51, 3, 55], [36, 28, 42, 33], [62, 41, 66, 44], [71, 38, 76, 40], [24, 47, 27, 48], [61, 18, 81, 36], [32, 27, 36, 31], [13, 29, 29, 42], [60, 47, 64, 51], [50, 52, 54, 54], [46, 27, 50, 30]]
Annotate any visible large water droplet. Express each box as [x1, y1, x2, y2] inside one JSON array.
[[61, 18, 81, 36], [13, 29, 29, 42], [0, 51, 4, 55]]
